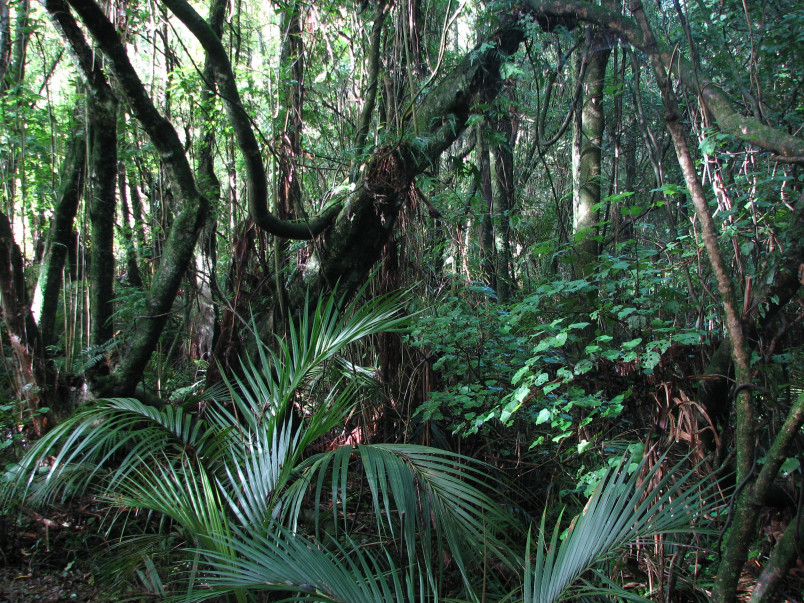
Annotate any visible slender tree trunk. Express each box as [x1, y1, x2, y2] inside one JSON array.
[[0, 0, 11, 90], [571, 28, 611, 277], [33, 126, 86, 347], [9, 0, 27, 84], [353, 2, 386, 157], [87, 92, 118, 350], [189, 0, 224, 366], [273, 0, 305, 320], [276, 1, 303, 222], [477, 123, 496, 292], [493, 104, 516, 302], [117, 159, 143, 288]]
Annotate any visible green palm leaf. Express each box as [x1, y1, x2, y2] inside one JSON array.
[[523, 453, 721, 602], [191, 525, 421, 603], [283, 443, 519, 592]]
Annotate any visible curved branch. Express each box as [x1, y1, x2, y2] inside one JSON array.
[[524, 0, 804, 159], [57, 0, 210, 394], [163, 0, 339, 239]]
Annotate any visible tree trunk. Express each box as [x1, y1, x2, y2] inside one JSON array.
[[0, 0, 10, 90], [493, 105, 516, 302], [276, 1, 304, 222], [571, 28, 610, 276], [117, 159, 143, 288], [477, 123, 496, 292], [33, 127, 86, 348], [0, 211, 68, 430], [189, 0, 224, 367], [87, 92, 118, 351]]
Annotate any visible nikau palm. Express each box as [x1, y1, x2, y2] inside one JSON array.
[[522, 453, 721, 602], [5, 291, 516, 601]]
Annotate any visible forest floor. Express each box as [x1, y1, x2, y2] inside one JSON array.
[[0, 502, 126, 602]]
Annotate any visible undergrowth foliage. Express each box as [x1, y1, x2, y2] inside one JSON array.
[[1, 290, 520, 601], [410, 250, 713, 448], [0, 288, 724, 601]]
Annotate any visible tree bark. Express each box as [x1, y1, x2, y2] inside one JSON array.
[[33, 127, 86, 348], [478, 123, 496, 292], [0, 0, 10, 90], [117, 160, 143, 288], [189, 0, 225, 367], [7, 0, 27, 86], [353, 2, 387, 159], [276, 1, 304, 222], [572, 28, 611, 276], [0, 211, 66, 430], [87, 91, 118, 350], [493, 106, 516, 301]]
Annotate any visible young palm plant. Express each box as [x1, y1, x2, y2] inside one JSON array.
[[520, 452, 722, 602], [4, 290, 517, 601]]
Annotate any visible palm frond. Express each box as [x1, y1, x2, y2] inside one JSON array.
[[193, 525, 420, 603], [284, 443, 520, 593], [5, 398, 212, 506], [524, 453, 722, 602]]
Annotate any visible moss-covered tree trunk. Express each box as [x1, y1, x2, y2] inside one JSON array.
[[571, 29, 610, 277], [87, 92, 118, 351]]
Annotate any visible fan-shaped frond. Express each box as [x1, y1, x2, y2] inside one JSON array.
[[524, 453, 722, 602], [284, 443, 520, 591], [192, 526, 420, 603]]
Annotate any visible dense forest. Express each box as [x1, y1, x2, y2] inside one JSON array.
[[0, 0, 802, 600]]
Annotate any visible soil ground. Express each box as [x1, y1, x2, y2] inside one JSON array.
[[0, 502, 124, 602]]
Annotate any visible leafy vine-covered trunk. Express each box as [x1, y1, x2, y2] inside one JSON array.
[[286, 24, 526, 310]]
